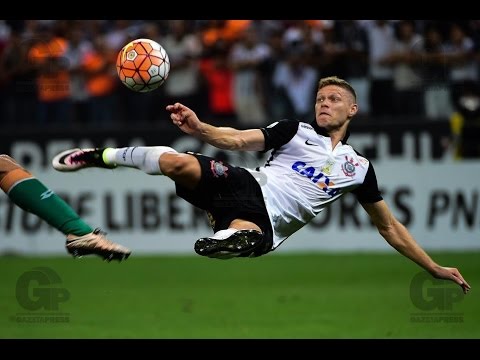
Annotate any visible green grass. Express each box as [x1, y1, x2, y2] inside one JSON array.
[[0, 252, 479, 339]]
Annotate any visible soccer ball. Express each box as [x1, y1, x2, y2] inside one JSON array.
[[116, 38, 170, 92]]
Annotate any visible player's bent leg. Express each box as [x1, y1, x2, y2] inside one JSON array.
[[194, 228, 264, 260]]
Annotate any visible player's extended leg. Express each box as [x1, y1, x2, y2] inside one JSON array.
[[176, 153, 273, 259], [0, 154, 131, 261], [52, 148, 270, 258], [52, 146, 202, 188]]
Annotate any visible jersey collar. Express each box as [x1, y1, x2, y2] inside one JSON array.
[[310, 121, 350, 143]]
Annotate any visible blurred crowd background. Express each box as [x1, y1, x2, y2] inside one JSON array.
[[1, 19, 479, 156]]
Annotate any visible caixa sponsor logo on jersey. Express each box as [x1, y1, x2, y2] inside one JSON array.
[[291, 161, 340, 197]]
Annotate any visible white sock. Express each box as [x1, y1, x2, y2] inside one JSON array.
[[103, 146, 177, 175], [210, 228, 239, 240]]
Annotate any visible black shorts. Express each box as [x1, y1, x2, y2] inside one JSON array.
[[175, 153, 273, 256]]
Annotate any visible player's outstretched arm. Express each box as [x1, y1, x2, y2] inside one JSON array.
[[166, 102, 265, 151], [360, 200, 471, 294]]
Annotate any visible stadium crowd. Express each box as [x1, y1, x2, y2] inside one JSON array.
[[0, 20, 479, 138]]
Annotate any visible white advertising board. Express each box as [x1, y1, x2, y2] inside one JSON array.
[[1, 134, 479, 255]]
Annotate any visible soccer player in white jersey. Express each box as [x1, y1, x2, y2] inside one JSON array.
[[52, 76, 470, 293]]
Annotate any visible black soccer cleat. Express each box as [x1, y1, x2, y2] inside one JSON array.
[[194, 229, 263, 259]]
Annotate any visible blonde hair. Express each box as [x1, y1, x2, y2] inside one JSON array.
[[318, 76, 356, 101]]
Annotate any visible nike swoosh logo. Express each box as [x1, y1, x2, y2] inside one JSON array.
[[305, 140, 319, 146]]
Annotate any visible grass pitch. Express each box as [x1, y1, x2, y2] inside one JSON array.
[[0, 252, 478, 339]]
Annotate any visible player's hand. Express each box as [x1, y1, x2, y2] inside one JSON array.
[[166, 102, 201, 135], [432, 266, 471, 294]]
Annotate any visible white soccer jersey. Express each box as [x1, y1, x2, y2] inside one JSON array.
[[254, 119, 383, 248]]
